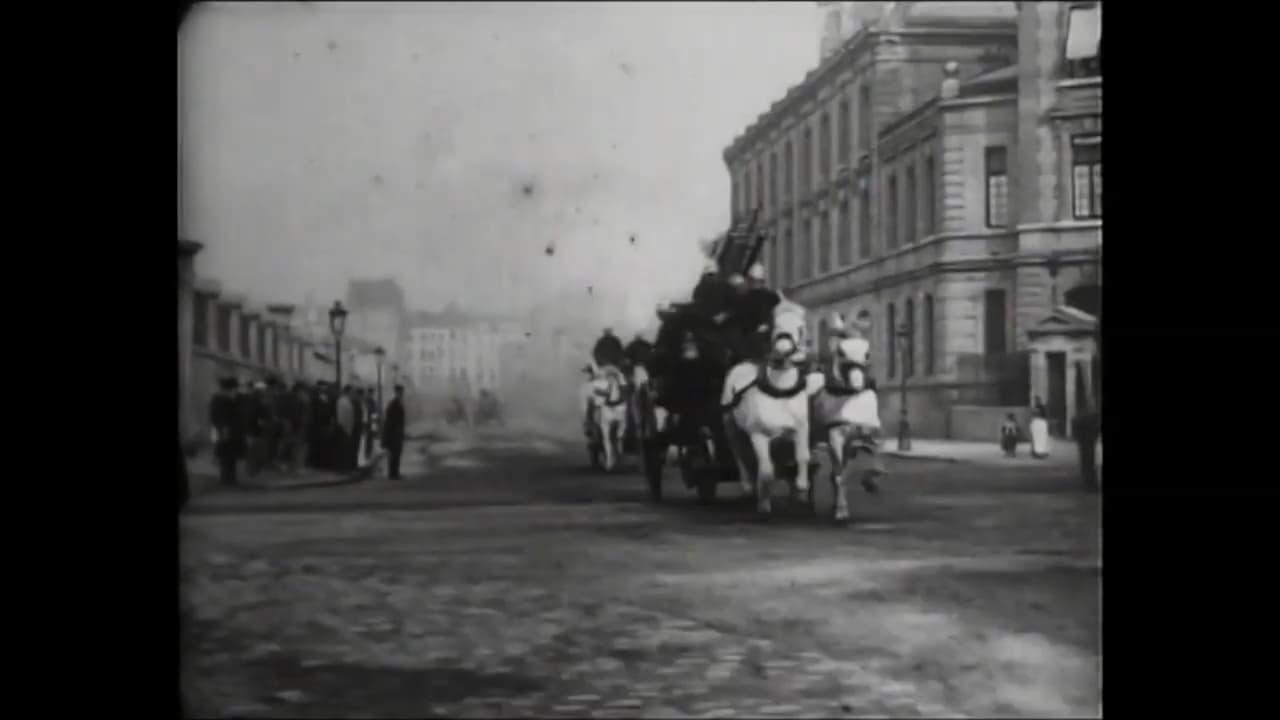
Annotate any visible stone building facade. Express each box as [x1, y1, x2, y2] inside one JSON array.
[[722, 1, 1101, 439], [182, 254, 325, 449]]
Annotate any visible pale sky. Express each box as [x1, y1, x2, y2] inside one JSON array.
[[179, 1, 816, 329]]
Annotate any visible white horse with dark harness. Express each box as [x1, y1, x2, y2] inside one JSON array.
[[720, 298, 824, 516], [809, 312, 886, 522], [585, 362, 629, 471]]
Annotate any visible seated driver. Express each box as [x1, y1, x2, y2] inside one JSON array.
[[592, 326, 626, 372], [734, 263, 782, 361]]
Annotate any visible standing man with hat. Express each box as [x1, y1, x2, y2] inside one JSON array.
[[381, 383, 407, 480], [209, 376, 244, 487]]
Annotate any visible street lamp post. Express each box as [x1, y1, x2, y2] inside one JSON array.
[[374, 346, 386, 413], [896, 321, 912, 452], [328, 301, 348, 394]]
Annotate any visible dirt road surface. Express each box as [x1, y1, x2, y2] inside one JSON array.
[[181, 430, 1101, 718]]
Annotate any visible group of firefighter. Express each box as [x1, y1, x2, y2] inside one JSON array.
[[584, 259, 813, 436]]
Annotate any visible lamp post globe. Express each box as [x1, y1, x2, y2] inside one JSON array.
[[328, 301, 348, 391], [896, 322, 912, 452]]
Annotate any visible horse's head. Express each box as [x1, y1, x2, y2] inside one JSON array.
[[835, 337, 872, 390], [767, 300, 807, 368]]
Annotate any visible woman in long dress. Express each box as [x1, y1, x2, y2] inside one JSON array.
[[1029, 400, 1051, 459]]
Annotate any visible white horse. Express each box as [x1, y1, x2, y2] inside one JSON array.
[[810, 312, 886, 522], [721, 299, 824, 516], [586, 363, 629, 471]]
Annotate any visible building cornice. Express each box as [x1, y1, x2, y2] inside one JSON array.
[[194, 277, 222, 296], [937, 93, 1016, 111], [783, 230, 1101, 306], [723, 26, 1018, 167], [178, 237, 203, 257]]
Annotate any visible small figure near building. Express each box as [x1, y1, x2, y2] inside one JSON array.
[[1029, 396, 1051, 459], [999, 413, 1021, 458], [209, 376, 244, 487], [382, 384, 407, 479]]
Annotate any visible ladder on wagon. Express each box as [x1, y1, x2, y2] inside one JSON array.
[[713, 208, 768, 278]]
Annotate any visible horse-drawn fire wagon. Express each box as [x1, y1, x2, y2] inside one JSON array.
[[633, 214, 886, 521]]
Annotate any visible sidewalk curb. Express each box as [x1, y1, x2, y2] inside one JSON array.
[[883, 450, 963, 464], [188, 453, 384, 495]]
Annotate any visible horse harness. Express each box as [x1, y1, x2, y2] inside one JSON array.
[[720, 363, 808, 414]]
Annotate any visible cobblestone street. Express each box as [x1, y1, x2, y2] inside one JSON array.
[[181, 434, 1101, 718]]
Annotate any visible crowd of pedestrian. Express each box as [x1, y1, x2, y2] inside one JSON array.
[[208, 375, 407, 487]]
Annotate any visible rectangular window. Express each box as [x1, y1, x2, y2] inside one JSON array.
[[801, 126, 813, 196], [731, 177, 740, 219], [904, 164, 917, 245], [984, 288, 1007, 355], [923, 293, 935, 375], [217, 307, 231, 353], [783, 141, 793, 202], [781, 224, 793, 288], [885, 173, 898, 251], [193, 294, 209, 347], [1064, 4, 1102, 78], [1072, 134, 1102, 219], [756, 159, 765, 212], [923, 154, 936, 235], [858, 83, 872, 151], [239, 318, 252, 359], [838, 98, 851, 164], [985, 146, 1010, 228], [818, 209, 832, 274], [257, 324, 267, 364], [837, 198, 852, 267], [886, 302, 897, 378], [819, 113, 832, 180], [904, 298, 915, 378], [768, 152, 778, 211], [859, 185, 872, 259], [744, 170, 754, 215], [799, 217, 812, 281]]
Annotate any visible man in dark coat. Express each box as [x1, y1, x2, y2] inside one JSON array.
[[691, 259, 732, 322], [624, 333, 654, 371], [592, 327, 626, 370], [731, 263, 783, 362], [209, 376, 244, 487], [306, 382, 329, 469], [381, 384, 407, 479], [364, 387, 379, 460]]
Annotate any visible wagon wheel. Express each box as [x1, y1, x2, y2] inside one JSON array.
[[681, 438, 718, 505], [809, 443, 837, 519], [637, 388, 664, 502]]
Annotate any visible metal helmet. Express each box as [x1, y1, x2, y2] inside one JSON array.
[[747, 262, 766, 281]]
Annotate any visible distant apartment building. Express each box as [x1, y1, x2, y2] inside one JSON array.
[[406, 307, 525, 396], [345, 277, 409, 370], [723, 1, 1100, 439]]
